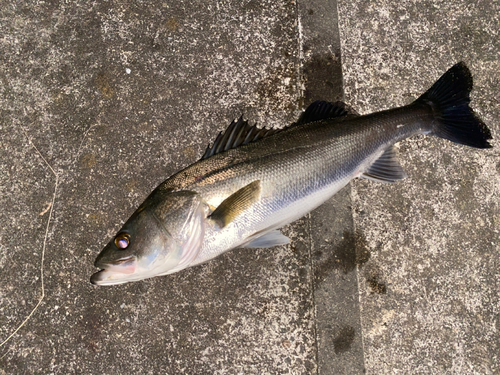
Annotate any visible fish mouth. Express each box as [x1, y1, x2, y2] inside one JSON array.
[[91, 257, 137, 286]]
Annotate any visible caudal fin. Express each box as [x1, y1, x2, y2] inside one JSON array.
[[415, 62, 492, 148]]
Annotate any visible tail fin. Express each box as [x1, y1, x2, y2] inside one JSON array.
[[415, 62, 492, 148]]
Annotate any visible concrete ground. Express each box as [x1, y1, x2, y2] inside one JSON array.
[[0, 0, 498, 374]]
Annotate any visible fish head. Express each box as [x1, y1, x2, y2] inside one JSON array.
[[91, 189, 207, 286]]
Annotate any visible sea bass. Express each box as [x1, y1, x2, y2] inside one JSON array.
[[91, 62, 492, 286]]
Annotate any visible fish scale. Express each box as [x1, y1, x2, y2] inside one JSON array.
[[186, 105, 434, 265]]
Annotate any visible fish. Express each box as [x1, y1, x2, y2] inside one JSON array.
[[91, 62, 492, 286]]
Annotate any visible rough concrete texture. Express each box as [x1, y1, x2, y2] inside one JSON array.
[[0, 0, 498, 374], [0, 1, 314, 374], [338, 0, 499, 373]]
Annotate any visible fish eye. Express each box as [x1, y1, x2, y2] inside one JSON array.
[[114, 233, 130, 249]]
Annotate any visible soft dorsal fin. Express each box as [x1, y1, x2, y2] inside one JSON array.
[[295, 100, 358, 125], [361, 146, 407, 183], [201, 117, 280, 159]]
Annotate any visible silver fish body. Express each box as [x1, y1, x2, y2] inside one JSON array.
[[172, 106, 430, 266], [91, 62, 492, 285]]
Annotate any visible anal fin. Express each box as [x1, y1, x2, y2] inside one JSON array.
[[361, 146, 407, 183]]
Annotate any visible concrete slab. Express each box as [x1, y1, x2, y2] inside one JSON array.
[[338, 0, 499, 373], [1, 0, 498, 374], [0, 1, 315, 373], [297, 0, 366, 373]]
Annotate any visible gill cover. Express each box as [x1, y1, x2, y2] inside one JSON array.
[[151, 189, 207, 274]]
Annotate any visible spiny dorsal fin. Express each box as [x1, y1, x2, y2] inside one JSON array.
[[201, 101, 358, 160], [209, 180, 261, 228], [361, 146, 407, 183], [201, 117, 280, 160], [294, 100, 359, 125]]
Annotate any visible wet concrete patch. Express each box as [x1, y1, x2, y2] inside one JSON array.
[[314, 230, 371, 283], [332, 326, 356, 354]]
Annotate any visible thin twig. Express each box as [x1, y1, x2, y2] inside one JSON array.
[[0, 129, 59, 349], [39, 202, 52, 216]]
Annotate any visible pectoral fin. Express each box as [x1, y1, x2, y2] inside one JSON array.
[[209, 180, 261, 228], [241, 230, 290, 248]]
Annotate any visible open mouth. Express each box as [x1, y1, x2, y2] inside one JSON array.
[[90, 257, 137, 286]]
